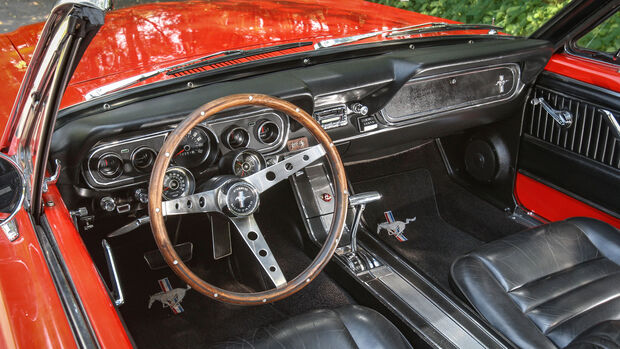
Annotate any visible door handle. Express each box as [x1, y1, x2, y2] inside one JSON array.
[[600, 109, 620, 139], [531, 97, 573, 128]]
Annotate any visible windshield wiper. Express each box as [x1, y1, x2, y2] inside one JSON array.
[[84, 49, 244, 100], [85, 42, 313, 100], [314, 22, 504, 49]]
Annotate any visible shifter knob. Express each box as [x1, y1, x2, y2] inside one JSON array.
[[349, 191, 382, 206], [348, 191, 382, 254]]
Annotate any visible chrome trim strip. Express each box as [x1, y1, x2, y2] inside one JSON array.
[[102, 239, 125, 306], [38, 215, 99, 348], [369, 266, 487, 349]]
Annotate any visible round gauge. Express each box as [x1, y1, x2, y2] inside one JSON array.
[[172, 127, 211, 168], [256, 120, 280, 144], [233, 150, 266, 177], [97, 153, 123, 179], [162, 167, 195, 200], [131, 147, 157, 172], [224, 127, 250, 149]]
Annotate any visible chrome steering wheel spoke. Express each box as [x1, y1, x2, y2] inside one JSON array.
[[230, 215, 287, 288], [244, 144, 325, 193], [161, 189, 218, 216]]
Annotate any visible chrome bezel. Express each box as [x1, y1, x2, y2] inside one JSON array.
[[232, 150, 266, 177], [224, 127, 250, 149], [171, 126, 212, 168], [162, 166, 195, 201], [0, 153, 26, 230], [130, 146, 157, 173], [255, 120, 281, 145], [97, 152, 124, 179]]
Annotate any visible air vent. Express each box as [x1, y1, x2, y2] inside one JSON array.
[[524, 87, 619, 169]]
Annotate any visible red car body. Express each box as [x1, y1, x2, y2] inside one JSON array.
[[0, 1, 617, 348]]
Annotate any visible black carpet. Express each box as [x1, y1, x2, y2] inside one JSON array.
[[353, 169, 483, 291], [112, 183, 354, 348], [347, 141, 525, 242]]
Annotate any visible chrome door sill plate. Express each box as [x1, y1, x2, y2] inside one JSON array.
[[360, 265, 489, 349]]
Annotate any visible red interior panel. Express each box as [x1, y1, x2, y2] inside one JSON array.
[[515, 173, 620, 229]]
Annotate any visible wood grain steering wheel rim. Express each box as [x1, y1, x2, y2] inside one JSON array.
[[148, 94, 348, 305]]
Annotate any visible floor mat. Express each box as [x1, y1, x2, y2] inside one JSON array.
[[353, 169, 483, 291], [114, 208, 353, 348], [347, 141, 525, 242]]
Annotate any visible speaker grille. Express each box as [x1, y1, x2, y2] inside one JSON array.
[[524, 87, 620, 170]]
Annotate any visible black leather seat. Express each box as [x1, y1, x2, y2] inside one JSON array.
[[451, 217, 620, 349], [211, 305, 412, 349]]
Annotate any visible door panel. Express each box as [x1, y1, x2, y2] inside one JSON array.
[[517, 68, 620, 226]]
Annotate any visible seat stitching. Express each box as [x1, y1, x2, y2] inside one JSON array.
[[543, 293, 620, 335], [520, 269, 620, 313]]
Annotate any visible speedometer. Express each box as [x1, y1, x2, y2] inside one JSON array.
[[172, 127, 211, 168]]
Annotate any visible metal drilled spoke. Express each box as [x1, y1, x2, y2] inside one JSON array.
[[244, 144, 326, 193], [161, 189, 218, 216], [230, 215, 286, 288]]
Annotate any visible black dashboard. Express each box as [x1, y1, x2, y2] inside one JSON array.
[[51, 37, 553, 216]]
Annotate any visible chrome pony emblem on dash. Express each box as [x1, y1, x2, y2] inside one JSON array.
[[377, 211, 416, 242]]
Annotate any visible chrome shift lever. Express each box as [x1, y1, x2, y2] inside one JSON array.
[[349, 191, 382, 253]]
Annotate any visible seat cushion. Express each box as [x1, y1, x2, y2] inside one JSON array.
[[451, 217, 620, 349], [210, 305, 412, 349]]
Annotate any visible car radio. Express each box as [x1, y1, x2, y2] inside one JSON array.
[[313, 105, 348, 130]]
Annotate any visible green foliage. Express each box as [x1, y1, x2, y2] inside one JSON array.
[[371, 0, 567, 37], [576, 12, 619, 54], [371, 0, 619, 53]]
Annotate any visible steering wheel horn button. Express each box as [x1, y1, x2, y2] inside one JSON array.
[[225, 181, 260, 216]]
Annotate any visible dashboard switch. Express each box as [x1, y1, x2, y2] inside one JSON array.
[[100, 196, 116, 212], [357, 116, 378, 132], [350, 103, 368, 116], [134, 188, 149, 204]]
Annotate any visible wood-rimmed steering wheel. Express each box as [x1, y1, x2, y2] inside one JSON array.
[[148, 94, 348, 305]]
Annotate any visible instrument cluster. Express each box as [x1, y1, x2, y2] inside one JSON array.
[[83, 110, 288, 190]]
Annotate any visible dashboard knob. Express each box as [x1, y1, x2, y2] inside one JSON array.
[[134, 188, 149, 204], [351, 103, 368, 116], [100, 196, 116, 212]]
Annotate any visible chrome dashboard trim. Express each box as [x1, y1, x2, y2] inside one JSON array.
[[84, 130, 170, 188], [83, 109, 289, 190]]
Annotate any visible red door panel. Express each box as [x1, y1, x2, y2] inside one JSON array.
[[42, 185, 133, 349], [515, 173, 620, 229], [0, 210, 77, 348]]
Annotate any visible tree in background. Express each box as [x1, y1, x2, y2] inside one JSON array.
[[371, 0, 567, 37], [372, 0, 619, 54]]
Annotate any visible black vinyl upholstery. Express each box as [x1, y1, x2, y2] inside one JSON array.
[[451, 217, 620, 349], [211, 305, 412, 349]]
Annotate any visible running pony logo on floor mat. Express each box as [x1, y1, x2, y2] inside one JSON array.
[[149, 277, 191, 314], [377, 211, 416, 242]]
